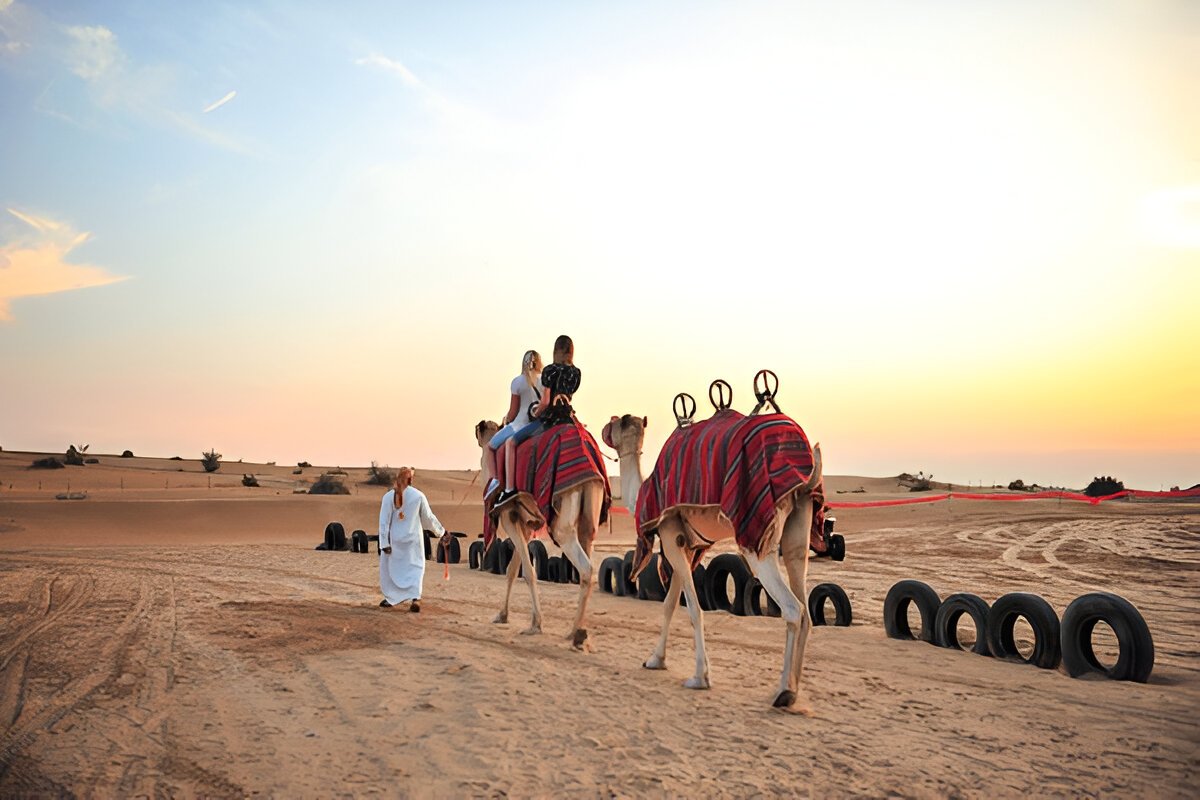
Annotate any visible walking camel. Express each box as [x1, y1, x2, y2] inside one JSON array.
[[474, 419, 611, 649], [601, 373, 826, 708]]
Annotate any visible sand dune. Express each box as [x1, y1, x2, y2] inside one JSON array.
[[0, 453, 1196, 797]]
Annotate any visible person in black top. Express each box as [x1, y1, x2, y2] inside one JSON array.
[[494, 334, 581, 507]]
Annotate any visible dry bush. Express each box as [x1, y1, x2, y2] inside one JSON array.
[[242, 474, 259, 487], [30, 457, 65, 469], [121, 450, 134, 458], [201, 449, 222, 473], [365, 461, 396, 486], [64, 444, 89, 466], [309, 473, 350, 495]]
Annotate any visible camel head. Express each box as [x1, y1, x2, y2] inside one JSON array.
[[601, 414, 647, 459], [475, 419, 500, 448]]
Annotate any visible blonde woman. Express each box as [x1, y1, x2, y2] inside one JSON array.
[[484, 350, 543, 497], [494, 335, 580, 506]]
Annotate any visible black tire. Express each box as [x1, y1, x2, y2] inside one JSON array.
[[598, 556, 623, 594], [469, 540, 485, 569], [423, 529, 433, 560], [498, 539, 515, 575], [351, 530, 367, 553], [705, 553, 751, 615], [560, 555, 580, 585], [687, 564, 711, 610], [809, 583, 852, 627], [883, 580, 940, 642], [324, 522, 346, 551], [483, 540, 500, 573], [436, 536, 461, 564], [547, 556, 562, 582], [528, 540, 550, 581], [1061, 592, 1153, 682], [619, 551, 638, 596], [828, 534, 846, 562], [986, 592, 1061, 669], [637, 555, 667, 602], [932, 593, 990, 653], [742, 578, 782, 617]]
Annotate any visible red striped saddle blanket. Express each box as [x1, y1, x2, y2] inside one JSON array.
[[485, 422, 612, 549], [635, 410, 825, 560]]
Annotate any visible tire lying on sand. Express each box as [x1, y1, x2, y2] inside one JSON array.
[[1061, 592, 1153, 682], [618, 551, 638, 597], [808, 582, 852, 627], [934, 592, 991, 655], [827, 533, 846, 562], [986, 592, 1061, 670], [423, 530, 434, 560], [324, 522, 347, 551], [683, 564, 710, 610], [598, 556, 623, 594], [559, 554, 580, 585], [883, 580, 941, 642], [469, 540, 485, 569], [547, 556, 562, 583], [637, 554, 668, 602], [435, 536, 461, 564], [705, 553, 752, 616], [350, 529, 368, 553], [742, 577, 782, 617]]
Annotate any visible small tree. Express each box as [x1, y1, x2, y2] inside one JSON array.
[[1085, 476, 1124, 497], [121, 450, 134, 458], [64, 444, 89, 466], [1008, 479, 1026, 491], [201, 449, 222, 473], [365, 461, 395, 486], [241, 474, 259, 487], [309, 473, 350, 495]]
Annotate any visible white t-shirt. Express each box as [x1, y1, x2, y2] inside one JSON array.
[[510, 374, 541, 426]]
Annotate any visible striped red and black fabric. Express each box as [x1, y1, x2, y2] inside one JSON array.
[[635, 410, 822, 558], [485, 422, 611, 548]]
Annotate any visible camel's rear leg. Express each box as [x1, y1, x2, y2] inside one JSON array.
[[650, 518, 710, 689], [747, 495, 816, 708], [493, 517, 525, 626], [510, 528, 543, 635], [556, 491, 595, 650]]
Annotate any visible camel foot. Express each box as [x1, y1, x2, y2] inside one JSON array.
[[642, 654, 667, 670], [520, 625, 541, 636], [571, 629, 589, 650], [492, 612, 508, 624], [772, 689, 797, 708], [683, 675, 711, 690]]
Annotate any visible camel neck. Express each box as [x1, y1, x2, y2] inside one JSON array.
[[617, 449, 643, 514]]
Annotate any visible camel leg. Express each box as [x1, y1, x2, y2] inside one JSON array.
[[750, 496, 815, 708], [556, 491, 594, 650], [511, 529, 543, 635], [650, 519, 710, 689], [493, 519, 523, 625], [642, 542, 681, 671]]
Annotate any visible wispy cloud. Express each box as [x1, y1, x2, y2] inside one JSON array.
[[0, 209, 129, 321], [65, 23, 121, 79], [355, 52, 422, 88], [202, 89, 236, 113]]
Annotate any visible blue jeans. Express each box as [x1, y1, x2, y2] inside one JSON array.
[[489, 420, 542, 451]]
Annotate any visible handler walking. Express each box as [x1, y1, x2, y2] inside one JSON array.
[[378, 467, 446, 612]]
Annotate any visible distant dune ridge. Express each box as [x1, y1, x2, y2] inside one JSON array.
[[0, 449, 1197, 796]]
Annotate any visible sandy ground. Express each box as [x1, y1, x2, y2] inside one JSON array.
[[0, 452, 1197, 798]]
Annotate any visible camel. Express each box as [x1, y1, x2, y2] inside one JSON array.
[[602, 390, 825, 709], [473, 419, 609, 649]]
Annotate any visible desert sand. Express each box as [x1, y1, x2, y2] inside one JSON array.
[[0, 450, 1197, 798]]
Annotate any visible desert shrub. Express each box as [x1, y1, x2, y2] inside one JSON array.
[[31, 457, 65, 469], [899, 471, 933, 492], [242, 474, 259, 487], [1085, 476, 1124, 497], [121, 450, 134, 458], [309, 473, 350, 495], [292, 468, 303, 475], [298, 461, 312, 468], [170, 456, 182, 461], [365, 462, 395, 486], [64, 444, 89, 466], [201, 449, 222, 473], [1008, 479, 1025, 491]]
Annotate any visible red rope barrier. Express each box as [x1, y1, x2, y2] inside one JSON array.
[[826, 486, 1200, 509]]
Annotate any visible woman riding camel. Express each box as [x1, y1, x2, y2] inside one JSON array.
[[494, 334, 581, 506], [484, 350, 544, 498]]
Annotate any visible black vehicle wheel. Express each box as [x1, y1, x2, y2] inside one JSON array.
[[637, 555, 667, 602], [469, 540, 485, 569], [742, 578, 781, 617], [528, 540, 550, 581], [808, 583, 852, 627], [619, 551, 638, 596], [986, 592, 1061, 669], [598, 556, 623, 594], [1061, 592, 1153, 682], [934, 593, 990, 654], [705, 553, 751, 615], [883, 580, 940, 642], [828, 534, 846, 562], [324, 522, 346, 551]]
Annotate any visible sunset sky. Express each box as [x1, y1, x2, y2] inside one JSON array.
[[1, 0, 1197, 490]]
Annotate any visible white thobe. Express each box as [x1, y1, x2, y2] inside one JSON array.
[[378, 486, 446, 604]]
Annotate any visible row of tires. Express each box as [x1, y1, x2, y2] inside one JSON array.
[[883, 579, 1154, 682], [466, 541, 855, 626]]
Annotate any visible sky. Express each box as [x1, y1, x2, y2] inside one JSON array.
[[1, 0, 1197, 490]]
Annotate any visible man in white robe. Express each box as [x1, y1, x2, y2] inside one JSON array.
[[378, 467, 446, 612]]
